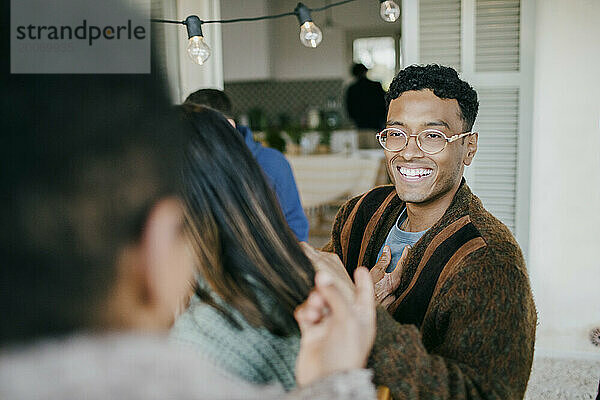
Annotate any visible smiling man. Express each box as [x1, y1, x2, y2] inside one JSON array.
[[322, 64, 537, 399]]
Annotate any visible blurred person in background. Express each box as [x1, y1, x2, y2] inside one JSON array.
[[345, 63, 387, 149], [184, 89, 309, 242]]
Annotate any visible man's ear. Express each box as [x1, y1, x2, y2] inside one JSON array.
[[463, 132, 478, 166]]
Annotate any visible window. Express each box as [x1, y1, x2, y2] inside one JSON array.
[[352, 37, 396, 90]]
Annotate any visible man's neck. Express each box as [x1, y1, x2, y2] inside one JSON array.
[[403, 181, 462, 232]]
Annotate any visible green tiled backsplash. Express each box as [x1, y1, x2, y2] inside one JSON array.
[[224, 79, 349, 128]]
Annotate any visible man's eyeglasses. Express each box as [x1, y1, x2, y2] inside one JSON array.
[[376, 128, 475, 155]]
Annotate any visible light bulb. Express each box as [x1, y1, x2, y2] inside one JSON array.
[[380, 0, 400, 23], [187, 36, 211, 65], [295, 2, 323, 48], [184, 15, 211, 65], [299, 21, 323, 48]]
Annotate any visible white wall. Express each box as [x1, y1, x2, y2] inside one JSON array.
[[529, 0, 600, 353], [221, 0, 400, 81], [221, 0, 271, 81], [269, 11, 346, 80], [271, 0, 400, 81]]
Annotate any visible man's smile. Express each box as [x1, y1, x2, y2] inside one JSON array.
[[396, 166, 434, 182]]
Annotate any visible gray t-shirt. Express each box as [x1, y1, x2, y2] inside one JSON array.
[[377, 208, 427, 272]]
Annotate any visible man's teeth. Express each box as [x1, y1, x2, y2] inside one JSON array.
[[399, 167, 432, 177]]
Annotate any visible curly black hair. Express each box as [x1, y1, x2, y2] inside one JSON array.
[[386, 64, 479, 131]]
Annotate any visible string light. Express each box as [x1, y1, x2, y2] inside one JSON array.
[[152, 0, 399, 65], [379, 0, 400, 23], [185, 16, 211, 65], [295, 3, 323, 48]]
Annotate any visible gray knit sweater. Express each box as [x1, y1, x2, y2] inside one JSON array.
[[171, 282, 300, 390]]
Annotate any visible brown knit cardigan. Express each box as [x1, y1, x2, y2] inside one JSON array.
[[322, 181, 537, 399]]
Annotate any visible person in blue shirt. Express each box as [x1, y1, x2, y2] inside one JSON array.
[[184, 89, 309, 242]]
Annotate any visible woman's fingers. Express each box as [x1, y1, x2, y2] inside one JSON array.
[[295, 292, 327, 330], [354, 267, 375, 313], [314, 272, 348, 317]]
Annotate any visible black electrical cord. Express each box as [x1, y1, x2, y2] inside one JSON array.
[[150, 11, 296, 26], [151, 18, 184, 24], [151, 0, 359, 26], [203, 10, 296, 24], [310, 0, 357, 12]]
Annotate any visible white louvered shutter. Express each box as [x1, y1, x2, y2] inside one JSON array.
[[467, 0, 521, 232], [469, 88, 519, 232], [419, 0, 462, 70], [416, 0, 523, 234], [475, 0, 520, 71]]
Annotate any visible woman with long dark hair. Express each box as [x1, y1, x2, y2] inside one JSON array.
[[171, 105, 316, 390]]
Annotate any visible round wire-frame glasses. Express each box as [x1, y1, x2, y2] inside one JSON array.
[[376, 127, 475, 155]]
